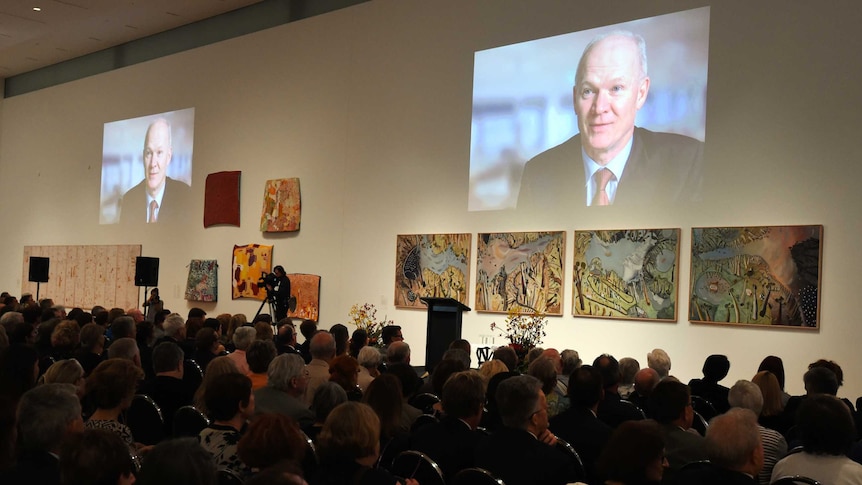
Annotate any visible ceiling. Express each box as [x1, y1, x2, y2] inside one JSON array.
[[0, 0, 264, 80]]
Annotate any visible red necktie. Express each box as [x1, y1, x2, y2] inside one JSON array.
[[592, 168, 614, 206], [149, 200, 159, 223]]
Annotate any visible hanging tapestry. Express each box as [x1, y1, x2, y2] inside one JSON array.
[[185, 259, 218, 302], [232, 244, 273, 300], [260, 178, 301, 232]]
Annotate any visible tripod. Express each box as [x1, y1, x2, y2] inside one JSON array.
[[254, 291, 277, 321]]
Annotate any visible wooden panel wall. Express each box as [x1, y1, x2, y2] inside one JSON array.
[[21, 245, 142, 310]]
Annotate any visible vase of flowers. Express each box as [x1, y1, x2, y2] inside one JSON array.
[[348, 303, 393, 347], [490, 308, 548, 365]]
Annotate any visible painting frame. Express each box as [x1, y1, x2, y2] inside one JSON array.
[[394, 234, 471, 309], [475, 231, 566, 315], [689, 225, 822, 330], [572, 229, 680, 322]]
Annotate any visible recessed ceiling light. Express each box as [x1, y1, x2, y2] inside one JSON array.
[[33, 7, 41, 11]]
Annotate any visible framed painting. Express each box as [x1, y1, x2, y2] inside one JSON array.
[[395, 234, 471, 309], [572, 229, 680, 321], [475, 231, 565, 315], [287, 273, 321, 321], [232, 244, 273, 300], [689, 225, 822, 328]]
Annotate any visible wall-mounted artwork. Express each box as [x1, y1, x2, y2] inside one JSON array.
[[204, 171, 241, 227], [232, 244, 273, 300], [260, 178, 301, 232], [186, 259, 218, 302], [287, 273, 321, 321], [689, 225, 822, 328], [395, 234, 471, 309], [572, 229, 680, 321], [475, 231, 565, 315]]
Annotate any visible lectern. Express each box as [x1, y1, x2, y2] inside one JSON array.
[[420, 297, 471, 372]]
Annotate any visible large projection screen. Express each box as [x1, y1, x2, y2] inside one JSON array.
[[100, 108, 195, 224], [468, 7, 709, 211]]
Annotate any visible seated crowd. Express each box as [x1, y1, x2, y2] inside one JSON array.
[[1, 292, 862, 485]]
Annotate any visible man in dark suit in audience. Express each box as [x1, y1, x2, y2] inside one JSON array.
[[628, 367, 660, 414], [594, 353, 645, 428], [411, 370, 489, 480], [675, 408, 763, 485], [688, 354, 731, 415], [549, 365, 613, 483], [651, 380, 708, 482], [139, 342, 195, 438], [475, 375, 580, 485]]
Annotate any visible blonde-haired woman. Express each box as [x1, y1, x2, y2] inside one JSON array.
[[40, 358, 85, 396]]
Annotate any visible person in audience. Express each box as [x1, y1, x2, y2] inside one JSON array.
[[449, 339, 472, 367], [362, 374, 409, 468], [328, 354, 363, 401], [596, 420, 667, 485], [492, 345, 519, 372], [155, 313, 188, 353], [675, 408, 763, 485], [757, 356, 790, 406], [137, 437, 217, 485], [427, 358, 467, 404], [305, 331, 336, 406], [808, 359, 856, 410], [227, 326, 256, 376], [649, 379, 708, 480], [751, 370, 791, 436], [411, 370, 488, 480], [247, 339, 278, 390], [49, 320, 80, 361], [0, 344, 39, 405], [781, 366, 843, 429], [382, 362, 423, 433], [647, 348, 671, 379], [771, 394, 862, 484], [74, 323, 105, 376], [549, 365, 614, 483], [478, 358, 509, 383], [386, 341, 411, 365], [194, 356, 242, 418], [475, 375, 579, 485], [728, 380, 787, 485], [595, 353, 644, 428], [357, 345, 381, 392], [139, 341, 195, 438], [441, 348, 471, 371], [109, 316, 136, 342], [199, 373, 254, 478], [59, 428, 136, 485], [224, 314, 248, 351], [106, 337, 142, 368], [329, 324, 349, 358], [254, 353, 314, 428], [254, 321, 274, 342], [297, 320, 317, 364], [379, 325, 403, 357], [529, 355, 567, 417], [275, 321, 301, 355], [4, 383, 83, 485], [617, 357, 640, 399], [84, 358, 144, 452], [39, 358, 85, 396], [688, 354, 731, 415], [237, 413, 308, 475], [312, 402, 417, 485], [136, 320, 156, 380], [306, 381, 348, 442], [192, 327, 222, 372], [629, 367, 660, 413]]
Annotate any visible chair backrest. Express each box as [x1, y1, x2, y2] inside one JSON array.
[[770, 476, 822, 485], [172, 405, 210, 438], [617, 399, 646, 419], [124, 394, 165, 445], [408, 393, 441, 414], [300, 429, 319, 477], [452, 467, 506, 485], [391, 450, 446, 485], [690, 410, 709, 436], [411, 413, 440, 433], [690, 395, 718, 421], [216, 468, 244, 485], [555, 437, 586, 481], [183, 359, 204, 389]]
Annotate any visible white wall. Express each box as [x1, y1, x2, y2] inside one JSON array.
[[1, 0, 861, 400]]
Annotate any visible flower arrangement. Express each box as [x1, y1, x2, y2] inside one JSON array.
[[348, 303, 393, 346], [490, 308, 548, 354]]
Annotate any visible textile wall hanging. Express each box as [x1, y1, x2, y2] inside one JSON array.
[[232, 244, 273, 300], [203, 171, 241, 227], [260, 178, 301, 232], [185, 259, 218, 302], [286, 273, 321, 322]]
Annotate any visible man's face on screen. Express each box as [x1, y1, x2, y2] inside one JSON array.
[[574, 35, 649, 165], [142, 120, 172, 195]]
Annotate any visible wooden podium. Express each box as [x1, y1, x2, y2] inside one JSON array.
[[420, 297, 471, 372]]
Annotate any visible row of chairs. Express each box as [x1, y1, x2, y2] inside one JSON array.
[[122, 394, 210, 444]]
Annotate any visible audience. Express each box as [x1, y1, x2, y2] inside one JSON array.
[[757, 355, 790, 406], [596, 420, 667, 485], [676, 408, 763, 485], [59, 428, 136, 485], [137, 438, 217, 485], [356, 345, 381, 392], [617, 357, 639, 399], [74, 322, 105, 376], [307, 381, 348, 442], [84, 358, 144, 452], [194, 355, 242, 418], [246, 339, 278, 390], [329, 324, 349, 357], [688, 354, 731, 414], [305, 331, 336, 406], [650, 379, 707, 480], [751, 370, 790, 434], [39, 358, 85, 396], [227, 326, 256, 376], [629, 367, 660, 413], [647, 348, 671, 379], [328, 354, 363, 401], [254, 353, 314, 428], [237, 413, 307, 474], [727, 379, 787, 485], [199, 373, 254, 477], [139, 341, 195, 438], [595, 353, 644, 428]]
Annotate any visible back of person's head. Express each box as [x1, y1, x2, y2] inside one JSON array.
[[386, 340, 411, 364], [79, 323, 105, 352], [232, 326, 256, 351], [59, 428, 136, 485], [152, 341, 184, 374], [441, 370, 486, 420], [311, 381, 348, 424], [357, 345, 381, 369], [650, 379, 690, 423], [110, 316, 136, 340], [569, 365, 604, 408], [318, 402, 380, 462], [309, 331, 336, 360], [328, 354, 360, 390], [254, 321, 274, 341], [496, 374, 542, 430], [188, 308, 206, 321], [492, 345, 519, 372], [751, 371, 784, 417], [85, 358, 143, 409], [50, 320, 81, 350], [93, 310, 110, 327], [478, 359, 509, 382], [194, 327, 218, 353], [299, 319, 317, 340], [597, 419, 665, 484], [705, 408, 761, 472], [757, 355, 786, 390], [163, 314, 185, 339], [203, 318, 220, 333], [702, 354, 730, 382], [203, 373, 252, 421], [41, 358, 84, 386], [560, 349, 582, 375], [246, 339, 277, 374], [137, 438, 217, 485], [229, 314, 248, 337], [362, 374, 403, 437], [329, 324, 349, 356], [442, 348, 470, 369], [107, 308, 125, 324], [593, 353, 621, 389], [237, 413, 306, 469], [384, 362, 422, 398], [527, 356, 558, 395], [618, 357, 640, 385], [728, 380, 764, 415], [449, 338, 471, 354], [647, 348, 671, 378], [808, 359, 844, 387], [803, 366, 839, 395], [349, 328, 367, 357], [267, 353, 306, 392], [798, 394, 856, 455], [431, 358, 467, 396], [17, 383, 81, 452], [381, 325, 402, 345], [634, 367, 660, 397], [107, 337, 139, 362]]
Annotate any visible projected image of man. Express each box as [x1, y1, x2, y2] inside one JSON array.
[[518, 31, 703, 209], [120, 118, 191, 224]]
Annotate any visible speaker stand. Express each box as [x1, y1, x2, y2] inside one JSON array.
[[35, 282, 41, 301]]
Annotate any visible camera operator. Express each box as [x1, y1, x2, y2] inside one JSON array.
[[266, 265, 292, 321]]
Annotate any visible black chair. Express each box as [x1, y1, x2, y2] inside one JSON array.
[[172, 405, 210, 437], [451, 467, 506, 485], [124, 394, 165, 445], [690, 410, 709, 436], [691, 395, 718, 421], [770, 476, 821, 485], [617, 399, 646, 419], [555, 438, 585, 482], [217, 468, 244, 485], [300, 430, 319, 478], [409, 393, 441, 414], [391, 450, 445, 485], [184, 359, 204, 389], [411, 413, 439, 433]]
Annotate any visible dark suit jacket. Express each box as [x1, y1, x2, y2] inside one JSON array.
[[518, 127, 703, 210], [673, 461, 758, 485], [597, 390, 644, 428], [475, 427, 580, 485], [662, 423, 709, 480], [688, 378, 730, 415], [3, 450, 60, 485], [549, 406, 612, 483], [119, 177, 191, 224], [139, 375, 195, 437], [410, 416, 489, 480]]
